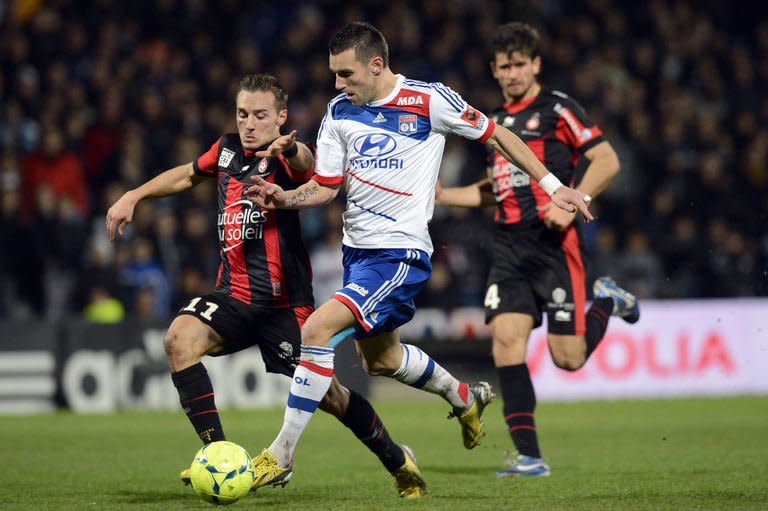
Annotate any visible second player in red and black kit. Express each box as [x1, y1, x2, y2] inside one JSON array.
[[484, 87, 604, 336], [196, 133, 314, 309], [438, 23, 639, 477], [187, 132, 315, 358], [487, 89, 603, 226], [106, 74, 421, 496]]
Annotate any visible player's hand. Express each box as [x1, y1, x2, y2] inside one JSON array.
[[105, 192, 138, 241], [539, 201, 577, 231], [253, 130, 298, 158], [551, 186, 593, 222], [245, 175, 286, 208]]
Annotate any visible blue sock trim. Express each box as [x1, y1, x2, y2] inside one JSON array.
[[301, 345, 335, 355], [412, 357, 435, 388], [328, 327, 355, 349], [403, 344, 411, 368], [287, 393, 320, 413]]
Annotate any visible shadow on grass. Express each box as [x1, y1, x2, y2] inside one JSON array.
[[422, 464, 499, 476], [113, 489, 196, 504], [111, 490, 324, 508]]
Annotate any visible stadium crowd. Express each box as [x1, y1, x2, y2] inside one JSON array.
[[1, 0, 766, 321]]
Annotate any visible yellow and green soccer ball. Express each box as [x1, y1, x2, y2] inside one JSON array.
[[189, 441, 255, 505]]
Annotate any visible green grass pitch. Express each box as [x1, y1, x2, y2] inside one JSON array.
[[1, 397, 766, 510]]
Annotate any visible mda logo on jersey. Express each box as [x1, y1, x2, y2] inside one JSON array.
[[395, 95, 425, 106], [353, 133, 397, 157]]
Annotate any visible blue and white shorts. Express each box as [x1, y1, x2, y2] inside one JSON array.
[[333, 246, 432, 338]]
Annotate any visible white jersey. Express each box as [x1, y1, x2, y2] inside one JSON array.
[[314, 74, 495, 255]]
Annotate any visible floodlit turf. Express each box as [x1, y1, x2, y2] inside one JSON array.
[[0, 397, 766, 510]]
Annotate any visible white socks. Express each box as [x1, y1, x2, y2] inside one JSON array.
[[269, 345, 334, 467], [391, 344, 471, 409]]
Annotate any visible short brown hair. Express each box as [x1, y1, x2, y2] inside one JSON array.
[[329, 22, 389, 68], [490, 22, 540, 60], [238, 74, 288, 110]]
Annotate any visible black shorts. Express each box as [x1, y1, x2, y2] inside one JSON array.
[[484, 224, 588, 335], [176, 292, 312, 376]]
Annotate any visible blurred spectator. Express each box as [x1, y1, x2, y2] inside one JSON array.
[[154, 207, 182, 289], [589, 224, 622, 284], [0, 100, 39, 151], [172, 264, 212, 312], [656, 215, 703, 298], [82, 89, 125, 191], [83, 285, 126, 323], [178, 206, 218, 283], [0, 187, 45, 317], [415, 259, 457, 310], [20, 124, 88, 222], [308, 201, 345, 304], [616, 230, 664, 299], [120, 237, 171, 319], [702, 219, 758, 297], [134, 286, 160, 322]]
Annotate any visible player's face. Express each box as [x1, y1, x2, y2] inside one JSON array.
[[330, 49, 378, 106], [236, 90, 287, 151], [491, 51, 541, 101]]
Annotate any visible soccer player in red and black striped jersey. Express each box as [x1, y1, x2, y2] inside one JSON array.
[[438, 23, 640, 477], [106, 74, 422, 496]]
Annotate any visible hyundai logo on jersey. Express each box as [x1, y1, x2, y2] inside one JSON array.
[[354, 133, 397, 157]]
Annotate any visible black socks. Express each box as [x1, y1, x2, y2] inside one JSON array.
[[171, 362, 225, 444], [498, 363, 540, 458], [339, 390, 405, 473]]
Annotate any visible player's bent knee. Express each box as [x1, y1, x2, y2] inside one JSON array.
[[491, 334, 528, 365], [548, 335, 586, 371], [361, 361, 385, 376], [358, 347, 400, 376], [301, 321, 333, 347], [354, 333, 402, 376], [163, 331, 197, 367], [164, 318, 208, 366], [359, 357, 397, 376], [494, 334, 527, 351], [549, 346, 586, 371], [551, 356, 584, 372]]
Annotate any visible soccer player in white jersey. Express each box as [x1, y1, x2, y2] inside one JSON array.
[[245, 22, 592, 498]]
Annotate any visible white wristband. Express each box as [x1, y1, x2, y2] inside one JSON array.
[[538, 173, 563, 196]]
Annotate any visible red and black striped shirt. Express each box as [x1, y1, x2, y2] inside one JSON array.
[[193, 134, 314, 307], [487, 88, 604, 226]]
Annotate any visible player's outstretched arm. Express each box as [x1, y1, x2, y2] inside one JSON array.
[[253, 130, 315, 173], [485, 125, 593, 221], [106, 162, 201, 240], [245, 176, 339, 210], [436, 178, 495, 208]]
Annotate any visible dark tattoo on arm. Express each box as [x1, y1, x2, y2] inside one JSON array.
[[286, 182, 319, 208]]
